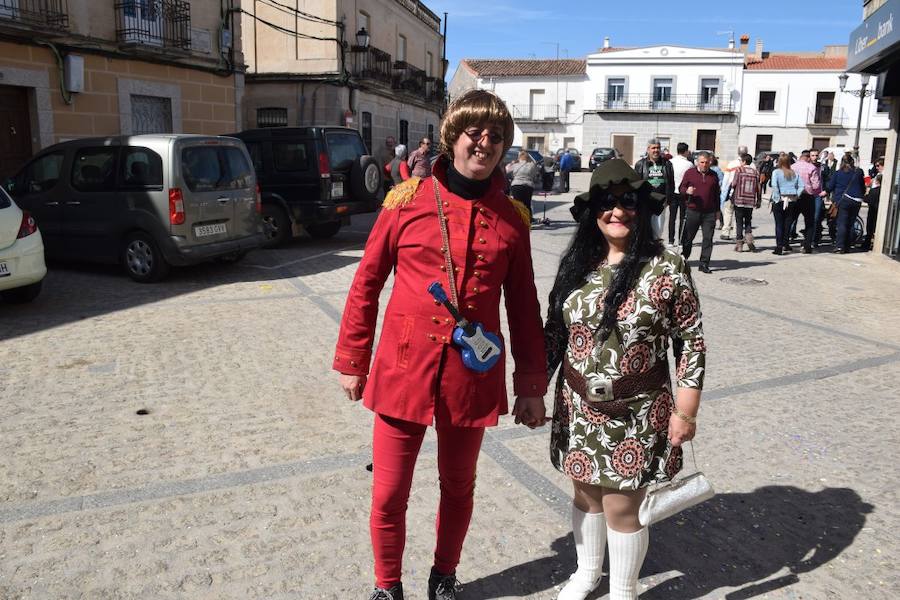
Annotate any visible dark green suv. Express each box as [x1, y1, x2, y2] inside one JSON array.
[[229, 127, 382, 246]]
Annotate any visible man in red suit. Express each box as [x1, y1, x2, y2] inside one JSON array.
[[334, 90, 548, 600]]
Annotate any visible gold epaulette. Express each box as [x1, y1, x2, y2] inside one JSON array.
[[508, 197, 532, 228], [382, 177, 422, 210]]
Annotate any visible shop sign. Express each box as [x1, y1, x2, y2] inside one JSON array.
[[849, 0, 900, 71]]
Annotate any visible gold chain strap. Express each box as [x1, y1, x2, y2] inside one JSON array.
[[432, 176, 460, 309]]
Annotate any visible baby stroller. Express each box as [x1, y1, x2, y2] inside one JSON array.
[[823, 199, 865, 247]]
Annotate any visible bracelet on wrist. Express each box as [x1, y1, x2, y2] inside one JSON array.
[[673, 406, 697, 424]]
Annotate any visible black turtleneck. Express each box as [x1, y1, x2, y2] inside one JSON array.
[[447, 163, 492, 200]]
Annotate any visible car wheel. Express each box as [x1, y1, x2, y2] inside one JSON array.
[[307, 221, 341, 239], [122, 232, 170, 283], [350, 155, 382, 204], [1, 280, 42, 304], [262, 203, 291, 248]]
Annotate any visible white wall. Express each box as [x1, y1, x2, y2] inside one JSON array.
[[584, 46, 745, 110], [739, 70, 891, 166], [475, 75, 586, 152]]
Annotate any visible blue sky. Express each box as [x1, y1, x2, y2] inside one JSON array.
[[426, 1, 862, 79]]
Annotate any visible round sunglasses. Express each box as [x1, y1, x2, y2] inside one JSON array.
[[592, 191, 639, 212], [464, 129, 504, 145]]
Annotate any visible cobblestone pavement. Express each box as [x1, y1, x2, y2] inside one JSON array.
[[1, 171, 899, 599]]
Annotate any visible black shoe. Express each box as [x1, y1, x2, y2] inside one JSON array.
[[698, 264, 712, 274], [832, 247, 845, 254], [801, 247, 812, 254], [782, 245, 793, 253], [428, 568, 460, 600], [772, 248, 783, 255], [369, 583, 404, 600]]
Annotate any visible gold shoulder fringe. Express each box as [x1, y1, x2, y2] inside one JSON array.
[[382, 177, 422, 210], [508, 197, 532, 228]]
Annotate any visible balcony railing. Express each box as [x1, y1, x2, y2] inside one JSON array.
[[114, 0, 191, 51], [511, 104, 561, 122], [350, 45, 393, 85], [0, 0, 69, 30], [807, 107, 849, 127], [392, 60, 426, 95], [595, 93, 735, 113]]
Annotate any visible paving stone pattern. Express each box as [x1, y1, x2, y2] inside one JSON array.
[[1, 172, 898, 599]]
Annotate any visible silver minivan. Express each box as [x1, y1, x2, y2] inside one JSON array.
[[5, 134, 265, 282]]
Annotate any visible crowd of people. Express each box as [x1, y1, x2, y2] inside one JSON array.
[[634, 139, 883, 272], [337, 90, 706, 600]]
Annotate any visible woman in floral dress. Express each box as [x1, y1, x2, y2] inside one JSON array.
[[545, 159, 706, 600]]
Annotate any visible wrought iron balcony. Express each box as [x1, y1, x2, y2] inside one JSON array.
[[595, 93, 735, 113], [0, 0, 69, 30], [114, 0, 191, 51], [511, 104, 561, 122], [350, 45, 393, 84], [807, 107, 849, 127], [392, 60, 426, 95]]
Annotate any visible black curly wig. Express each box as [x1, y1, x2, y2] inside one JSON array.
[[547, 184, 664, 363]]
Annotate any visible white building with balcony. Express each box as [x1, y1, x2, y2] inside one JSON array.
[[739, 52, 891, 167], [582, 42, 746, 164], [448, 59, 587, 154]]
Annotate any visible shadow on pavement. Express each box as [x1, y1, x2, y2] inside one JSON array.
[[461, 486, 871, 600], [0, 232, 366, 340], [704, 259, 775, 272]]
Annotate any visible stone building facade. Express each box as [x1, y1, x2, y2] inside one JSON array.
[[0, 0, 245, 178]]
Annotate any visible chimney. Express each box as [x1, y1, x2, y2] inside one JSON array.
[[603, 36, 610, 49], [755, 38, 763, 57], [739, 34, 750, 54]]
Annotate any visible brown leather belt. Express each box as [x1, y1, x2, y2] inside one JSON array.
[[563, 358, 670, 418]]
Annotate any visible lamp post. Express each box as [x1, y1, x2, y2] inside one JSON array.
[[839, 72, 874, 161]]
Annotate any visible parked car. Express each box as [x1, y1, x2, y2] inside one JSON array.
[[588, 147, 616, 171], [502, 146, 545, 170], [228, 127, 382, 246], [5, 134, 265, 283], [555, 148, 582, 171], [0, 186, 46, 303]]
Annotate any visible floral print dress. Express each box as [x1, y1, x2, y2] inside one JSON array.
[[546, 249, 706, 490]]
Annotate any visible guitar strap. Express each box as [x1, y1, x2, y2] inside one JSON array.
[[432, 176, 461, 310]]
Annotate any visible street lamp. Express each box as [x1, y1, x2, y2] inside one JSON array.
[[355, 28, 370, 49], [838, 72, 874, 161]]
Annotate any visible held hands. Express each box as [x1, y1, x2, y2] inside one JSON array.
[[512, 396, 549, 429], [340, 373, 366, 402], [686, 185, 696, 196]]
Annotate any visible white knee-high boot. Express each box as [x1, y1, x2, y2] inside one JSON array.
[[607, 527, 648, 600], [558, 506, 606, 600]]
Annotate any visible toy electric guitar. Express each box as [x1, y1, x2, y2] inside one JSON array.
[[427, 281, 503, 373]]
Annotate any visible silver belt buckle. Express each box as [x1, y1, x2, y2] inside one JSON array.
[[586, 376, 614, 403]]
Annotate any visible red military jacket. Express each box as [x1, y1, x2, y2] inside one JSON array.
[[333, 157, 548, 427]]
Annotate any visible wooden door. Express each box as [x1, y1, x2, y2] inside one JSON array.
[[612, 135, 633, 165], [0, 86, 33, 180]]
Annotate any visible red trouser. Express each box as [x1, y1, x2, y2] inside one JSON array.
[[371, 413, 485, 588]]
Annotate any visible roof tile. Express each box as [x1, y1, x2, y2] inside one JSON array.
[[746, 55, 847, 70], [461, 59, 586, 77]]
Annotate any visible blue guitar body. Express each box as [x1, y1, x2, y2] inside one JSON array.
[[452, 323, 503, 373], [427, 281, 503, 373]]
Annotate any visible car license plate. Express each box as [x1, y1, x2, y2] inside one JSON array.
[[0, 261, 9, 278], [331, 181, 344, 198], [194, 223, 227, 237]]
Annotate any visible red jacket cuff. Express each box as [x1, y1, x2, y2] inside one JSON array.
[[513, 371, 548, 397], [333, 346, 371, 375]]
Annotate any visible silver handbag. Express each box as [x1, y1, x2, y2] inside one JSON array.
[[639, 443, 714, 526]]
